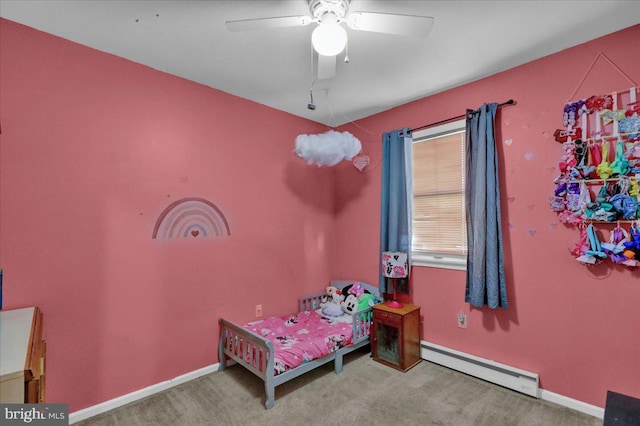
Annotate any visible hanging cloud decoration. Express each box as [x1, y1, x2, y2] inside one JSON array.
[[294, 130, 362, 167]]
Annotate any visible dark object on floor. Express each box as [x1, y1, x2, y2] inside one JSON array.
[[604, 390, 640, 425]]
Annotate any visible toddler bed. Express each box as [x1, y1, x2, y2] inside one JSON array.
[[218, 280, 381, 409]]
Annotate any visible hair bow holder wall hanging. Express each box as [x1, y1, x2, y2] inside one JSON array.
[[550, 52, 640, 269]]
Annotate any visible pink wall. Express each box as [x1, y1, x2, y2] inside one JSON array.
[[335, 24, 640, 408], [0, 19, 334, 411]]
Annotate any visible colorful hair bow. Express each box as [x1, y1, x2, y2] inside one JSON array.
[[629, 180, 640, 197], [611, 139, 630, 176], [554, 128, 582, 143], [602, 225, 630, 263], [563, 101, 585, 127], [596, 142, 613, 179], [625, 105, 640, 117], [620, 116, 640, 140], [585, 95, 613, 113], [600, 109, 626, 125]]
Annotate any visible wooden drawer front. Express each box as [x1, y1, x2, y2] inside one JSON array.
[[374, 311, 401, 327]]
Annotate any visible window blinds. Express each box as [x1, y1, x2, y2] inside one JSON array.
[[412, 131, 467, 256]]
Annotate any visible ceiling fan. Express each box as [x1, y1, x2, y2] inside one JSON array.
[[225, 0, 434, 80]]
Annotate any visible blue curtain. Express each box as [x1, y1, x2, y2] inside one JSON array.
[[465, 104, 508, 309], [379, 128, 413, 294]]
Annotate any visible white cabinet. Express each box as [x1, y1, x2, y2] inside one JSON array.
[[0, 307, 45, 403]]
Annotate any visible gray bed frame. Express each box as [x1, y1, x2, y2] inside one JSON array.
[[218, 280, 381, 409]]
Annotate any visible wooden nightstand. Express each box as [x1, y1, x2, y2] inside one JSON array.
[[371, 303, 421, 372]]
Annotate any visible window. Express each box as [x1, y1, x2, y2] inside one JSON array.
[[411, 119, 466, 270]]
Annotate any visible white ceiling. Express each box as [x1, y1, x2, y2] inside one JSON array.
[[2, 1, 639, 127]]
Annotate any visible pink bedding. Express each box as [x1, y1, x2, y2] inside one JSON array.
[[244, 310, 354, 375]]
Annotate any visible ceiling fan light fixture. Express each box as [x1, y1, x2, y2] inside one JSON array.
[[312, 22, 347, 56], [311, 23, 347, 56]]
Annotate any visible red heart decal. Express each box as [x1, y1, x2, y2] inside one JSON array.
[[191, 230, 200, 237], [352, 155, 370, 172]]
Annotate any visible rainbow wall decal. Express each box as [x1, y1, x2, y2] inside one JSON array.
[[152, 197, 230, 239]]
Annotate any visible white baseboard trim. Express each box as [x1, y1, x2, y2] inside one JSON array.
[[421, 341, 539, 398], [539, 389, 605, 420], [68, 363, 219, 424]]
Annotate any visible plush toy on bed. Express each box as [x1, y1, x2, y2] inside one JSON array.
[[342, 282, 370, 299], [321, 289, 345, 317], [320, 286, 340, 308], [342, 294, 359, 315], [357, 293, 377, 310], [343, 293, 377, 316], [348, 282, 366, 298]]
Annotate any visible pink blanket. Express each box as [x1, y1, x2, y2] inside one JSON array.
[[244, 310, 354, 375]]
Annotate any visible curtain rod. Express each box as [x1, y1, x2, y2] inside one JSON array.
[[405, 99, 516, 135]]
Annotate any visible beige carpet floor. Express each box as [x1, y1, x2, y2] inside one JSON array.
[[76, 348, 602, 426]]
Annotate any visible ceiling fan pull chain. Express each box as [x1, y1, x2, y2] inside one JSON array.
[[344, 39, 350, 63]]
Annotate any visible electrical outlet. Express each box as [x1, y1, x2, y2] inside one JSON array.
[[255, 304, 263, 318], [457, 312, 467, 329]]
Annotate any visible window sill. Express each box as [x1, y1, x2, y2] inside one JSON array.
[[411, 253, 466, 271]]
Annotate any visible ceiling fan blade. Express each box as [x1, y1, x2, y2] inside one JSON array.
[[225, 15, 312, 32], [346, 12, 434, 38], [317, 54, 336, 80]]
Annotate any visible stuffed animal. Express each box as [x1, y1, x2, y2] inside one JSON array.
[[331, 290, 344, 304], [343, 294, 377, 316], [357, 293, 376, 311], [322, 300, 344, 316], [348, 281, 365, 298], [342, 294, 359, 315], [342, 282, 370, 299], [321, 290, 345, 317], [320, 286, 340, 308], [353, 294, 378, 322]]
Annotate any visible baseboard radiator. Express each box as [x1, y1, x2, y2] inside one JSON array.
[[421, 341, 540, 398]]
